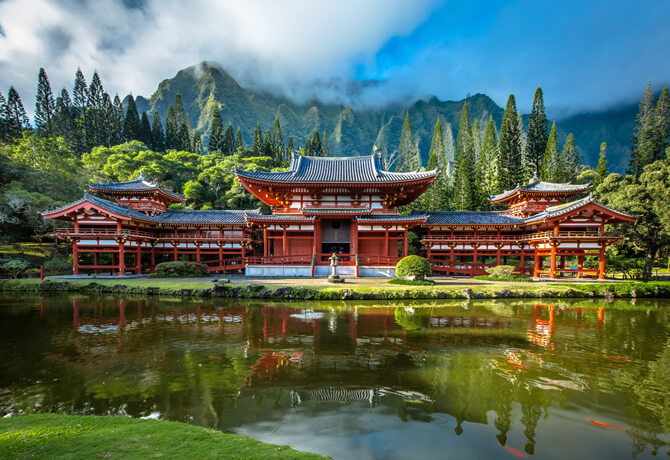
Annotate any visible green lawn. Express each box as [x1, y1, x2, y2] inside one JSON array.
[[0, 414, 327, 460]]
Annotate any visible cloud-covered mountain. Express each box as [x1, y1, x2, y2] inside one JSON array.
[[138, 63, 636, 172]]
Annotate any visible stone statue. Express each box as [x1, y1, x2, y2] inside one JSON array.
[[327, 252, 344, 283]]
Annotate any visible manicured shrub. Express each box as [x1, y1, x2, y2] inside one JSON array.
[[152, 261, 209, 277], [485, 265, 516, 278], [43, 255, 72, 274], [1, 259, 29, 278], [395, 255, 431, 280], [387, 278, 435, 286]]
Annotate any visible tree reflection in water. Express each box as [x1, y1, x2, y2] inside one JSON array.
[[0, 295, 669, 458]]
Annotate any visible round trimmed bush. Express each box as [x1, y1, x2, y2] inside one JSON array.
[[152, 261, 209, 277], [395, 255, 431, 280]]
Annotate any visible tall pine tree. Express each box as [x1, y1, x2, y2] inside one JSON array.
[[208, 109, 223, 152], [396, 112, 416, 171], [272, 118, 285, 163], [287, 136, 294, 156], [560, 133, 580, 182], [498, 94, 524, 191], [192, 130, 203, 155], [5, 86, 30, 138], [222, 123, 234, 155], [452, 102, 479, 210], [654, 86, 670, 160], [310, 130, 322, 156], [426, 117, 449, 210], [150, 111, 165, 151], [541, 122, 560, 181], [35, 68, 56, 137], [122, 95, 141, 142], [525, 86, 549, 174], [322, 131, 329, 158], [252, 122, 264, 154], [165, 105, 178, 150], [235, 128, 243, 151], [594, 142, 608, 188], [139, 112, 152, 146], [72, 68, 88, 149], [478, 116, 499, 201], [630, 82, 659, 176], [52, 89, 76, 145], [86, 71, 105, 148], [0, 91, 10, 143]]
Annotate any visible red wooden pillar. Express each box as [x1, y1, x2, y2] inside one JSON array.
[[72, 241, 79, 275], [402, 227, 408, 258], [282, 226, 288, 258], [577, 254, 584, 279], [93, 252, 99, 274], [496, 245, 501, 266], [264, 227, 269, 258], [533, 246, 540, 277], [471, 245, 478, 277], [550, 244, 557, 279], [150, 244, 156, 269], [449, 246, 455, 275], [135, 244, 141, 274], [118, 243, 125, 275], [519, 244, 525, 276], [384, 228, 389, 259], [598, 244, 606, 280], [196, 229, 201, 263]]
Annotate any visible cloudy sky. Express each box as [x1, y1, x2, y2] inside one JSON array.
[[1, 0, 669, 116]]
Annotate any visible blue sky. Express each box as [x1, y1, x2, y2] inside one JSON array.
[[0, 0, 668, 116]]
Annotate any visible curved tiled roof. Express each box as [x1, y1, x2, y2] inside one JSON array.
[[244, 213, 315, 223], [491, 179, 589, 202], [235, 153, 438, 184], [357, 214, 427, 223], [301, 207, 371, 215], [522, 195, 635, 223], [42, 192, 259, 225], [90, 177, 185, 201], [425, 211, 523, 226]]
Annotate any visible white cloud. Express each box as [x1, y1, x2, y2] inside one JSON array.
[[0, 0, 440, 113]]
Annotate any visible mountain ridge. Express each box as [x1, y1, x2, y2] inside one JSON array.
[[137, 62, 638, 172]]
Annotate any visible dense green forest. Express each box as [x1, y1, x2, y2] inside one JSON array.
[[0, 67, 668, 278]]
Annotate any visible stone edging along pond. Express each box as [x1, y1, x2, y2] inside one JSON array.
[[1, 279, 670, 300]]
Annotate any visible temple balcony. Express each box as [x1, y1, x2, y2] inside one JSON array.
[[54, 228, 254, 245], [421, 231, 622, 245]]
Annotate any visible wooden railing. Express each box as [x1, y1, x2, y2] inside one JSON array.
[[357, 255, 402, 266], [55, 228, 156, 239], [421, 231, 621, 244], [246, 255, 313, 265]]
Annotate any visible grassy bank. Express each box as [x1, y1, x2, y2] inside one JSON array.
[[0, 414, 326, 459], [1, 277, 670, 300]]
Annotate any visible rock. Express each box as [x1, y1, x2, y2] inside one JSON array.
[[462, 288, 473, 299], [341, 289, 355, 300], [146, 287, 160, 295], [180, 289, 193, 296], [328, 275, 345, 283]]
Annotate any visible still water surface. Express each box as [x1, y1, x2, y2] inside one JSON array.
[[1, 295, 670, 459]]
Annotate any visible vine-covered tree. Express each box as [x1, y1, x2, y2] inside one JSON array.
[[525, 86, 549, 174], [34, 68, 56, 137]]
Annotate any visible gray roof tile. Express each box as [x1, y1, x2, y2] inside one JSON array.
[[491, 179, 589, 202], [236, 153, 437, 184], [425, 211, 523, 226], [90, 178, 185, 200]]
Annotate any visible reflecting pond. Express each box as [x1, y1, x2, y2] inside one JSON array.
[[1, 295, 670, 459]]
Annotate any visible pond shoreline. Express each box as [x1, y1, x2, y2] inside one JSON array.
[[2, 278, 670, 300]]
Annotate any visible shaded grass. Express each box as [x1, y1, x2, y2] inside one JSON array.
[[388, 278, 435, 286], [0, 414, 327, 460]]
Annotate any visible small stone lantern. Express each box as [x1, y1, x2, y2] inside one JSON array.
[[327, 252, 344, 283]]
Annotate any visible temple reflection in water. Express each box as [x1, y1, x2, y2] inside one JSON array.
[[3, 296, 669, 458]]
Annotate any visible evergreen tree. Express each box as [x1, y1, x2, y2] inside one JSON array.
[[106, 95, 124, 146], [263, 130, 273, 156], [208, 109, 223, 152], [72, 68, 88, 147], [541, 122, 560, 181], [560, 133, 580, 182], [304, 137, 312, 155], [173, 93, 186, 127], [471, 119, 481, 162], [654, 86, 670, 159], [150, 111, 165, 151], [311, 130, 322, 156], [443, 122, 455, 177], [396, 112, 415, 171], [235, 127, 243, 151], [525, 86, 549, 174], [5, 86, 30, 138], [86, 72, 106, 147], [594, 142, 608, 188], [252, 122, 264, 154], [122, 95, 141, 142], [287, 136, 294, 156], [52, 89, 74, 142], [192, 130, 203, 155], [165, 105, 178, 150], [478, 116, 499, 201], [630, 82, 659, 175], [426, 117, 449, 209], [101, 93, 114, 146], [178, 122, 191, 151], [139, 112, 152, 145], [272, 118, 285, 162], [452, 102, 479, 210], [35, 67, 56, 137], [322, 131, 329, 158], [498, 94, 524, 191], [222, 123, 234, 155], [0, 91, 10, 143]]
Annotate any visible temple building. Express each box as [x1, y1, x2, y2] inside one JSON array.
[[42, 153, 635, 278]]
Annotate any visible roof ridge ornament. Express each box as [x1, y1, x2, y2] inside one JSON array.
[[531, 169, 540, 183]]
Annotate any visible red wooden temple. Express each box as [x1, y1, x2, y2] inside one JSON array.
[[42, 154, 634, 278]]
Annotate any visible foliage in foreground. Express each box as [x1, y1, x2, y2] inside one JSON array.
[[485, 265, 516, 278], [0, 414, 326, 459], [388, 278, 435, 286], [473, 275, 534, 282]]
